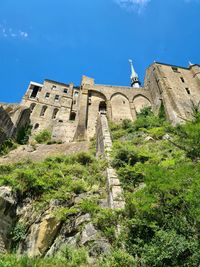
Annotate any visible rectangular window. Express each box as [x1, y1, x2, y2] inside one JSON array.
[[55, 95, 59, 101], [52, 85, 57, 90], [63, 89, 68, 93], [73, 100, 76, 105], [45, 92, 50, 98], [30, 86, 40, 98]]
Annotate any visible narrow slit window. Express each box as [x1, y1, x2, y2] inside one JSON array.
[[30, 103, 36, 113], [185, 88, 191, 95], [180, 77, 185, 83], [52, 108, 59, 119]]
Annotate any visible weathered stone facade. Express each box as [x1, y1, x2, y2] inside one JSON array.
[[19, 62, 200, 142]]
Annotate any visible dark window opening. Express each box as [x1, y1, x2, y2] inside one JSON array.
[[52, 108, 59, 119], [59, 120, 63, 123], [99, 101, 107, 113], [34, 123, 39, 129], [123, 100, 125, 104], [40, 106, 47, 117], [172, 67, 180, 73], [73, 100, 76, 105], [45, 92, 50, 98], [180, 77, 185, 83], [88, 92, 92, 97], [69, 112, 76, 121], [74, 91, 79, 97], [52, 85, 57, 90], [55, 95, 59, 101], [63, 89, 68, 93], [185, 88, 191, 95], [30, 86, 40, 98], [30, 103, 36, 113]]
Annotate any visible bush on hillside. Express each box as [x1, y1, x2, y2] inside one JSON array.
[[35, 130, 51, 144]]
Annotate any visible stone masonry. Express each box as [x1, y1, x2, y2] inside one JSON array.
[[96, 113, 125, 209], [1, 61, 200, 144]]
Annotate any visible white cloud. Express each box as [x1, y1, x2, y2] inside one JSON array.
[[114, 0, 199, 13], [19, 31, 28, 38], [114, 0, 151, 13], [0, 23, 28, 39]]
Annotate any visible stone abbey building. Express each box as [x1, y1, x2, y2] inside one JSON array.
[[1, 61, 200, 144]]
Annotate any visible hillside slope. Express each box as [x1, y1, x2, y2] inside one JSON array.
[[0, 108, 200, 266]]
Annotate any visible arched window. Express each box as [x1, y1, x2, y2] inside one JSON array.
[[40, 105, 47, 117], [52, 108, 59, 119], [30, 103, 36, 113], [34, 123, 39, 129], [69, 112, 76, 121]]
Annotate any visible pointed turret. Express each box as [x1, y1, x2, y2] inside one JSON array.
[[129, 59, 141, 88]]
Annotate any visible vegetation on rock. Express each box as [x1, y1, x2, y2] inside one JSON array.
[[0, 107, 200, 266], [110, 107, 200, 266]]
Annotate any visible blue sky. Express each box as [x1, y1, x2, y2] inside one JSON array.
[[0, 0, 200, 102]]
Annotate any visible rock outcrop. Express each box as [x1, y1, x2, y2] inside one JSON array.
[[0, 188, 111, 260], [0, 104, 30, 145], [0, 186, 16, 253]]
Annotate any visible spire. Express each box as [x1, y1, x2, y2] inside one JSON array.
[[128, 59, 141, 88], [188, 61, 194, 67]]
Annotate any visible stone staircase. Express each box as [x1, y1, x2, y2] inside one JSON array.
[[96, 113, 125, 209]]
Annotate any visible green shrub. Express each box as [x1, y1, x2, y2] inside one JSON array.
[[35, 130, 51, 144], [79, 198, 100, 214], [147, 126, 165, 139], [0, 139, 17, 155], [169, 120, 200, 161], [112, 142, 149, 168], [142, 230, 200, 267], [117, 164, 144, 190], [59, 245, 88, 266], [98, 249, 136, 267]]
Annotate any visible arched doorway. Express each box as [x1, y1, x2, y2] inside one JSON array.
[[87, 91, 107, 138], [99, 101, 107, 114]]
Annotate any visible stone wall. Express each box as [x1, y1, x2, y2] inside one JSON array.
[[18, 61, 200, 143], [21, 80, 80, 142], [75, 76, 152, 141], [145, 63, 200, 124], [96, 113, 125, 209]]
